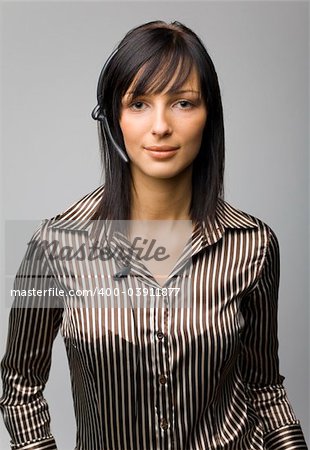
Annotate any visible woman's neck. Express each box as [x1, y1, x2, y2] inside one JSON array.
[[130, 170, 192, 221]]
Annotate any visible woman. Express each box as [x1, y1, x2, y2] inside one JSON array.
[[0, 20, 307, 450]]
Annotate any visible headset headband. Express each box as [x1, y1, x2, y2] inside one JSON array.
[[91, 45, 129, 163]]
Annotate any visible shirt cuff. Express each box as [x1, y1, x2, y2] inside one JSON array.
[[11, 436, 57, 450], [265, 423, 308, 450]]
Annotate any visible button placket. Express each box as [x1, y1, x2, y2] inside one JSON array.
[[160, 417, 169, 430], [156, 330, 165, 340], [153, 287, 175, 449], [158, 374, 167, 385], [163, 295, 169, 307]]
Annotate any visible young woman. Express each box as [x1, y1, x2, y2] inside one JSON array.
[[0, 20, 307, 450]]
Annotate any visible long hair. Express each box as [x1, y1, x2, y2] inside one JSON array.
[[91, 20, 225, 223]]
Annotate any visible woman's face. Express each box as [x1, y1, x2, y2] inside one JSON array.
[[119, 67, 207, 181]]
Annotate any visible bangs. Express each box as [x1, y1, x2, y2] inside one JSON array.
[[123, 48, 196, 100]]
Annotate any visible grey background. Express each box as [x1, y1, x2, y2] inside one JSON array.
[[0, 1, 309, 449]]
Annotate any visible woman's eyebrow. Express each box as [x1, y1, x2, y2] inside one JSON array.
[[169, 89, 200, 94], [124, 89, 200, 97]]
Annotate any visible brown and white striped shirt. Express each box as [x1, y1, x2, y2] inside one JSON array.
[[0, 185, 307, 450]]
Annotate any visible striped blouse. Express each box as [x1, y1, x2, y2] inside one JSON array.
[[0, 184, 307, 450]]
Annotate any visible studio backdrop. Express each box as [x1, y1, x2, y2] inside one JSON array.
[[1, 2, 309, 449]]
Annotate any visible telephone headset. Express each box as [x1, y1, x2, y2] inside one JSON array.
[[91, 45, 129, 163]]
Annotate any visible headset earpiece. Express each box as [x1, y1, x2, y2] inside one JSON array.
[[91, 104, 106, 122]]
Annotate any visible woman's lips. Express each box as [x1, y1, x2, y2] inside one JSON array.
[[143, 145, 180, 159], [144, 145, 179, 151]]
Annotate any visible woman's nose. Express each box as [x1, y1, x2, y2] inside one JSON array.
[[151, 108, 172, 136]]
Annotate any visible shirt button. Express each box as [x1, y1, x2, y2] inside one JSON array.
[[158, 374, 167, 385], [160, 418, 169, 430], [156, 331, 165, 340]]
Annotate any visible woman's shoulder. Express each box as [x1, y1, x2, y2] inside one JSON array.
[[46, 184, 104, 226], [21, 186, 105, 262], [30, 184, 105, 244], [216, 198, 278, 243], [215, 199, 280, 272]]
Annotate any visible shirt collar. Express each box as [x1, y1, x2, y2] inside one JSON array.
[[44, 190, 258, 284], [45, 186, 258, 249]]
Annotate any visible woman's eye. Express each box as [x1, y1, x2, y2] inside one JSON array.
[[176, 100, 194, 109], [127, 99, 195, 111], [129, 101, 146, 111]]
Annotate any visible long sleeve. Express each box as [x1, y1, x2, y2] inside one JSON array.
[[239, 226, 308, 449], [0, 225, 63, 450]]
